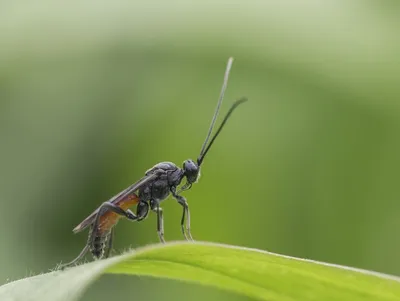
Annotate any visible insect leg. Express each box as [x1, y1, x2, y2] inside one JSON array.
[[150, 200, 165, 243], [90, 202, 138, 248], [157, 207, 165, 243], [171, 189, 193, 241], [59, 244, 90, 270], [103, 227, 115, 259], [136, 201, 150, 221], [179, 198, 193, 241]]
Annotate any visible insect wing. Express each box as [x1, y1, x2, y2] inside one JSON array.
[[72, 172, 160, 233], [72, 207, 99, 233]]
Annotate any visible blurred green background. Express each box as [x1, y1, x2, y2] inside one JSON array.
[[1, 1, 399, 300]]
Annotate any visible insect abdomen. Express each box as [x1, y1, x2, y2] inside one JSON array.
[[89, 231, 109, 259]]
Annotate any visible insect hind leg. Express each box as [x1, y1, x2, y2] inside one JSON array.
[[103, 228, 115, 259], [59, 244, 90, 270], [90, 201, 138, 248], [136, 201, 150, 221]]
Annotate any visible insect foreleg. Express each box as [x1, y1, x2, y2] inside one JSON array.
[[171, 188, 193, 241]]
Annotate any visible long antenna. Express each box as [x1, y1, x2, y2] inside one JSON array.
[[197, 97, 247, 166], [198, 57, 234, 162]]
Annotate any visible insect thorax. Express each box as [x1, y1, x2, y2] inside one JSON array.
[[140, 162, 184, 202]]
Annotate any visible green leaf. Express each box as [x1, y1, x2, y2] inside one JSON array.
[[1, 242, 399, 301]]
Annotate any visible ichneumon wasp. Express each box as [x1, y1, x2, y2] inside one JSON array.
[[60, 57, 247, 269]]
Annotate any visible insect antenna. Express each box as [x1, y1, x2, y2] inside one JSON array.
[[197, 57, 247, 166], [197, 97, 247, 166]]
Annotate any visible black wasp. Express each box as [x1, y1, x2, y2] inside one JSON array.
[[61, 57, 247, 268]]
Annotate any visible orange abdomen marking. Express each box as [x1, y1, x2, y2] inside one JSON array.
[[98, 193, 139, 233]]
